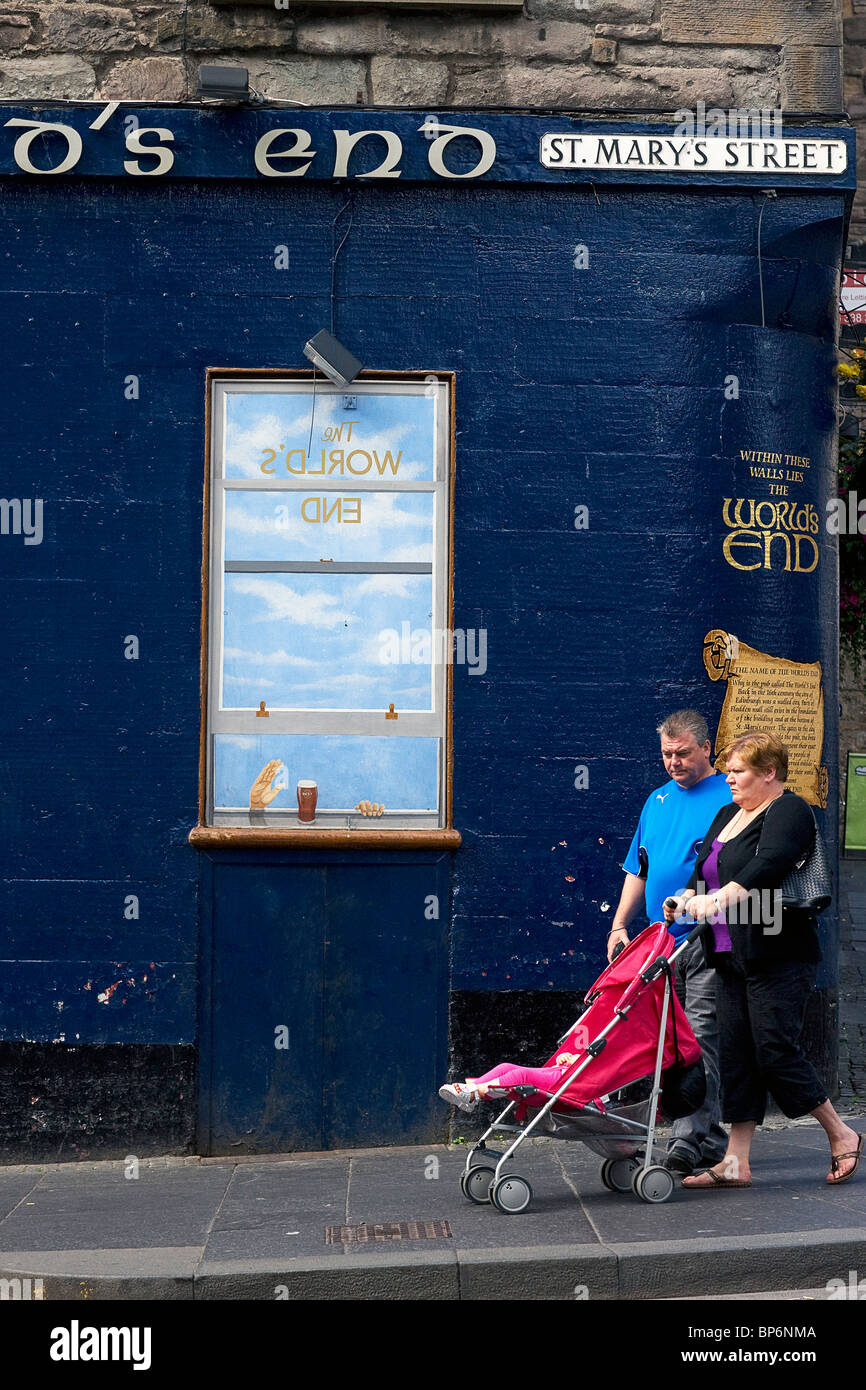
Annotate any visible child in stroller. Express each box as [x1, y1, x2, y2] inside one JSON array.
[[439, 1056, 581, 1113]]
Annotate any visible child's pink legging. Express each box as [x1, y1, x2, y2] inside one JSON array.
[[467, 1062, 567, 1092]]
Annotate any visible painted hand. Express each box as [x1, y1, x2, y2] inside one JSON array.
[[355, 800, 385, 816], [250, 760, 286, 810]]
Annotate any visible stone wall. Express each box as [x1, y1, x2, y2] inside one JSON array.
[[0, 0, 844, 112], [841, 653, 866, 845], [841, 654, 866, 761], [845, 0, 866, 242]]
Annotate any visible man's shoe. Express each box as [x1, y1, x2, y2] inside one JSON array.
[[664, 1145, 698, 1175]]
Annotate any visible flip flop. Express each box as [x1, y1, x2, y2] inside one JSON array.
[[682, 1168, 752, 1190], [827, 1133, 863, 1186]]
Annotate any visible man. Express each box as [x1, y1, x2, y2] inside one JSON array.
[[608, 710, 731, 1175]]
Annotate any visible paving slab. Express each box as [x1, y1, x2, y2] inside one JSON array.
[[204, 1161, 348, 1262], [558, 1128, 866, 1246], [0, 1170, 40, 1222], [0, 1165, 232, 1252], [342, 1148, 598, 1253]]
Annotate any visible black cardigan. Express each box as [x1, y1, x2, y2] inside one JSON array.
[[685, 789, 821, 965]]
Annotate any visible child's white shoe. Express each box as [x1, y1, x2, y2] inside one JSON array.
[[438, 1082, 479, 1112]]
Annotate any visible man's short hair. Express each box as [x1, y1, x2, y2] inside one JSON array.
[[656, 709, 709, 747]]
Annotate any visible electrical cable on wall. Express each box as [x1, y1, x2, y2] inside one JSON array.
[[181, 1, 191, 100], [756, 189, 777, 329], [306, 365, 319, 458], [331, 191, 354, 339], [304, 193, 355, 448]]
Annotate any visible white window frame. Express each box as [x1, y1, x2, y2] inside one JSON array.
[[204, 373, 453, 830]]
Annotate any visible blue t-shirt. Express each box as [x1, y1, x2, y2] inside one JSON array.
[[622, 772, 732, 942]]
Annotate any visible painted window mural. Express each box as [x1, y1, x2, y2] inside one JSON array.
[[206, 376, 452, 828]]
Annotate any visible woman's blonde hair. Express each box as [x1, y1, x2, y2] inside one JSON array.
[[723, 729, 788, 782]]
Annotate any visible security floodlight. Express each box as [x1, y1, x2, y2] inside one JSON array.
[[198, 65, 255, 104], [303, 330, 363, 387]]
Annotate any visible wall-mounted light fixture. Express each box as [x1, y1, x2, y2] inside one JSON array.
[[302, 330, 363, 387], [197, 65, 262, 105]]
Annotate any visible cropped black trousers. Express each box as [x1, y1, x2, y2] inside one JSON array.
[[713, 954, 827, 1125]]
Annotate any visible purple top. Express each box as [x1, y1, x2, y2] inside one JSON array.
[[702, 837, 732, 954]]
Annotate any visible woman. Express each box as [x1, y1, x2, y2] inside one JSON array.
[[664, 729, 861, 1190]]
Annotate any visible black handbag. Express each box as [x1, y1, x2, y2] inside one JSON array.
[[766, 801, 832, 913]]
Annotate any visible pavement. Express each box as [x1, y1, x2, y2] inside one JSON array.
[[0, 856, 863, 1303], [1, 1120, 865, 1301]]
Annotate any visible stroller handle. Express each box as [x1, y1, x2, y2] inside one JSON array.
[[661, 898, 713, 951], [683, 917, 711, 944], [640, 917, 711, 983], [671, 916, 712, 964]]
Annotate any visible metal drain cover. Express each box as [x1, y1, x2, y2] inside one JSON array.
[[325, 1220, 452, 1244]]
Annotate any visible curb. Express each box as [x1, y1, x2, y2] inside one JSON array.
[[2, 1229, 865, 1300]]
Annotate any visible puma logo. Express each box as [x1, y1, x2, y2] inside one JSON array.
[[656, 793, 669, 803]]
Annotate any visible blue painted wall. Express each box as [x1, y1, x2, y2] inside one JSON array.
[[0, 109, 849, 1148]]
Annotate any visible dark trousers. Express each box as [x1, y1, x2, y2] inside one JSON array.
[[714, 955, 827, 1125], [670, 941, 727, 1160]]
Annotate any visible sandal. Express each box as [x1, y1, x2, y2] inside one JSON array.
[[827, 1133, 863, 1186], [682, 1168, 752, 1190]]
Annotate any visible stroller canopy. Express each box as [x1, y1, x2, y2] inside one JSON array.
[[543, 922, 701, 1108]]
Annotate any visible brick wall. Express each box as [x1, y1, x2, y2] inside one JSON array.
[[0, 1, 844, 112]]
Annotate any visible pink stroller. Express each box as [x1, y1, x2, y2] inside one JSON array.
[[460, 921, 704, 1211]]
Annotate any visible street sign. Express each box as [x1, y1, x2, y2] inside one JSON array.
[[845, 751, 866, 852], [841, 269, 866, 327]]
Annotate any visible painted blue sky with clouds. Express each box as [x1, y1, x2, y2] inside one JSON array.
[[221, 388, 438, 711], [223, 572, 433, 710], [223, 389, 436, 481]]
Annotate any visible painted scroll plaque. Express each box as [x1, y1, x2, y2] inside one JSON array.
[[703, 629, 828, 807]]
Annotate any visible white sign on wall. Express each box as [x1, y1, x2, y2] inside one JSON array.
[[540, 134, 848, 175]]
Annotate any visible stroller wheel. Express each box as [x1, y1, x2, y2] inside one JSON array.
[[461, 1164, 496, 1204], [600, 1156, 639, 1193], [633, 1164, 675, 1204], [490, 1174, 533, 1215]]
